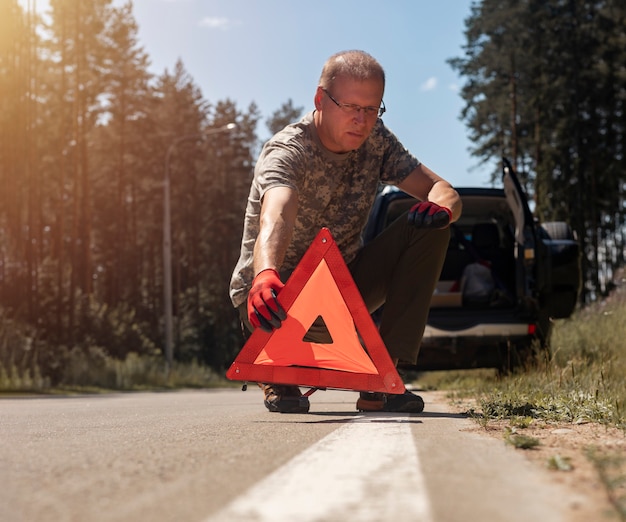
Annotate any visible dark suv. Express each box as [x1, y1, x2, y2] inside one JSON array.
[[364, 159, 581, 372]]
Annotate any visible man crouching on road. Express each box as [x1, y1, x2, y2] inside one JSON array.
[[229, 50, 462, 414]]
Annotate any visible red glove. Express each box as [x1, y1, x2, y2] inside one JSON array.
[[407, 201, 452, 229], [247, 269, 287, 332]]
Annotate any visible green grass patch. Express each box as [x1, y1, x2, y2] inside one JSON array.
[[417, 288, 626, 521], [0, 347, 232, 394], [504, 427, 541, 450], [419, 294, 626, 430], [547, 454, 573, 472]]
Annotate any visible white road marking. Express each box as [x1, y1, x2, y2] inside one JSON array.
[[207, 416, 433, 522]]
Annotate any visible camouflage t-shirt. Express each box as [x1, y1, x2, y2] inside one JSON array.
[[229, 111, 420, 308]]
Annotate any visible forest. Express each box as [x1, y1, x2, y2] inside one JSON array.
[[450, 0, 626, 301], [1, 0, 625, 383]]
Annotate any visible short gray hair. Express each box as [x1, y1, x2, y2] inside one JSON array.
[[318, 50, 385, 91]]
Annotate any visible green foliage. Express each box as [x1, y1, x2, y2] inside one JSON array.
[[504, 427, 541, 450], [438, 287, 626, 513], [547, 454, 573, 472], [0, 1, 269, 377], [421, 285, 625, 440], [509, 415, 534, 429], [0, 310, 54, 389], [449, 286, 626, 431], [79, 299, 159, 359], [57, 348, 222, 390], [450, 0, 626, 301], [266, 99, 304, 135], [480, 387, 618, 425], [0, 304, 227, 391]]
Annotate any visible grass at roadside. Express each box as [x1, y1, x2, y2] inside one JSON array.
[[419, 282, 626, 520], [0, 350, 233, 394], [420, 284, 626, 429]]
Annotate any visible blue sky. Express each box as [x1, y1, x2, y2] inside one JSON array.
[[123, 0, 494, 187], [31, 0, 495, 187]]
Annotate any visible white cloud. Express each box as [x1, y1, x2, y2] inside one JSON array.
[[448, 83, 459, 93], [198, 16, 241, 30], [420, 77, 438, 92]]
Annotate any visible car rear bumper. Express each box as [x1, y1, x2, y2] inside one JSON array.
[[423, 322, 531, 338], [410, 319, 538, 371]]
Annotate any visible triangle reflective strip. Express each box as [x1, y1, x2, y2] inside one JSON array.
[[226, 228, 405, 394]]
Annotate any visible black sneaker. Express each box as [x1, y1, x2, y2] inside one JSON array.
[[357, 390, 424, 413], [384, 390, 425, 413], [356, 392, 385, 411], [259, 384, 310, 413]]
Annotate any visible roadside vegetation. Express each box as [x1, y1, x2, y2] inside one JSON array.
[[473, 297, 626, 430], [421, 276, 626, 430], [0, 310, 230, 393], [4, 0, 626, 383], [420, 277, 626, 520], [0, 351, 228, 394]]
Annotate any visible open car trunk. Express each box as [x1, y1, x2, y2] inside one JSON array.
[[363, 159, 581, 372]]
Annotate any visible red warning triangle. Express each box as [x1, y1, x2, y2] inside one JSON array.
[[226, 228, 405, 395]]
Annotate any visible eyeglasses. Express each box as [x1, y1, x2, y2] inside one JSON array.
[[322, 88, 386, 118]]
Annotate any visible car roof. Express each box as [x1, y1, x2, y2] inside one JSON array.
[[379, 185, 505, 198]]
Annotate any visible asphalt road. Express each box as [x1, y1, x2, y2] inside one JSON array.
[[1, 388, 591, 522]]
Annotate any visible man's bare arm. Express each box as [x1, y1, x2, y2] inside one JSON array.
[[253, 186, 299, 275], [398, 164, 462, 222]]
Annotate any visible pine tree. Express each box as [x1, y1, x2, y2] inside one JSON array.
[[92, 0, 152, 309], [46, 0, 116, 338], [450, 0, 626, 301], [266, 98, 304, 135], [0, 1, 31, 312]]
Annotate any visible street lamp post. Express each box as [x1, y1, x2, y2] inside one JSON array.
[[163, 123, 236, 374]]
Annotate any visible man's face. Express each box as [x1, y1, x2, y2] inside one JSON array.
[[315, 76, 384, 154]]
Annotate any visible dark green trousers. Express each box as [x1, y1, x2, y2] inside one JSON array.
[[239, 214, 449, 365]]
